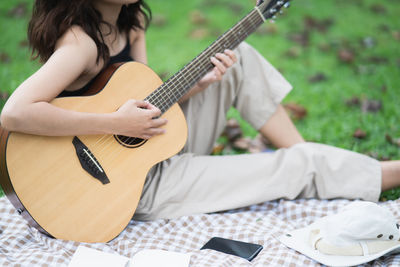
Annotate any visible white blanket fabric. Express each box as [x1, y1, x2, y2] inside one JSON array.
[[1, 197, 400, 266]]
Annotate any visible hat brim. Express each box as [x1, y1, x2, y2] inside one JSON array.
[[279, 225, 400, 267]]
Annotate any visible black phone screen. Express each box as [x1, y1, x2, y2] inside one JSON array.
[[200, 237, 263, 261]]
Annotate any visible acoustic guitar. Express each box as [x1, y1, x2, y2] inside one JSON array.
[[0, 0, 290, 243]]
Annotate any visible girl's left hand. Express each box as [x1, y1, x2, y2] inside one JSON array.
[[178, 49, 237, 104], [197, 49, 237, 89]]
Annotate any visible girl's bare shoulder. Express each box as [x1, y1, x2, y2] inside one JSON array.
[[54, 26, 98, 66]]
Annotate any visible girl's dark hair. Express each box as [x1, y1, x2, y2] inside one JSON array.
[[28, 0, 151, 63]]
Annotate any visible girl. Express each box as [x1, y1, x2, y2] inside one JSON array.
[[1, 0, 400, 220]]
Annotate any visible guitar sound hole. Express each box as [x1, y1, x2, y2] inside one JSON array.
[[114, 135, 147, 148]]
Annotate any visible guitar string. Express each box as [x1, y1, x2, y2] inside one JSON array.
[[91, 8, 265, 163], [92, 9, 264, 164]]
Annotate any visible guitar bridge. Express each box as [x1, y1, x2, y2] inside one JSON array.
[[72, 136, 110, 184]]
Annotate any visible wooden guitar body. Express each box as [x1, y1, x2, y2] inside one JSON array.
[[0, 62, 187, 243]]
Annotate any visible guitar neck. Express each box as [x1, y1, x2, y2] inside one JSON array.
[[146, 7, 265, 113]]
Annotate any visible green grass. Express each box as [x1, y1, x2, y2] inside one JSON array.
[[0, 0, 399, 200]]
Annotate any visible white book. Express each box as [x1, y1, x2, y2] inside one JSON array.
[[68, 246, 129, 267], [68, 246, 191, 267]]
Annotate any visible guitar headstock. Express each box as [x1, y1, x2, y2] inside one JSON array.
[[256, 0, 291, 21]]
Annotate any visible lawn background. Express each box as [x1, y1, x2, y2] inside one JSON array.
[[0, 0, 399, 199]]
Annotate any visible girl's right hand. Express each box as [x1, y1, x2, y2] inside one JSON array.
[[112, 99, 167, 139]]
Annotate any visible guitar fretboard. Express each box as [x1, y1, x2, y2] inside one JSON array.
[[145, 7, 265, 113]]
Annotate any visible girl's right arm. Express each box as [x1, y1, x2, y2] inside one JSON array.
[[0, 27, 167, 140]]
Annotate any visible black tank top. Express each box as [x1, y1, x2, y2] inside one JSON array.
[[58, 40, 133, 97]]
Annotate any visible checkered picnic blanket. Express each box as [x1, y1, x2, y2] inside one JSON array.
[[1, 196, 400, 267]]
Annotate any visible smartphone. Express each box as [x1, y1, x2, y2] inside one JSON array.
[[200, 237, 263, 261]]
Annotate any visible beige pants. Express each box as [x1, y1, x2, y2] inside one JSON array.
[[133, 43, 382, 221]]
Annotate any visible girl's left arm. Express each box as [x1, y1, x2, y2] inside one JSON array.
[[178, 50, 236, 103]]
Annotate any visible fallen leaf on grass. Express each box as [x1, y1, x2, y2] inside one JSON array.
[[308, 73, 327, 83], [233, 137, 251, 151], [189, 10, 208, 25], [353, 128, 367, 139], [385, 134, 400, 147], [189, 28, 210, 40], [212, 143, 225, 155], [361, 99, 382, 113], [283, 103, 308, 120], [226, 118, 240, 128], [380, 155, 391, 161], [345, 97, 382, 112], [215, 119, 273, 154], [0, 92, 10, 101], [19, 40, 28, 48], [224, 119, 242, 142], [248, 134, 269, 153], [287, 31, 310, 47], [232, 135, 270, 153], [0, 53, 11, 64], [338, 49, 355, 64], [303, 16, 334, 33], [370, 4, 387, 14]]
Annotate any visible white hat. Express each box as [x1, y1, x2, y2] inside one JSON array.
[[279, 201, 400, 267]]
